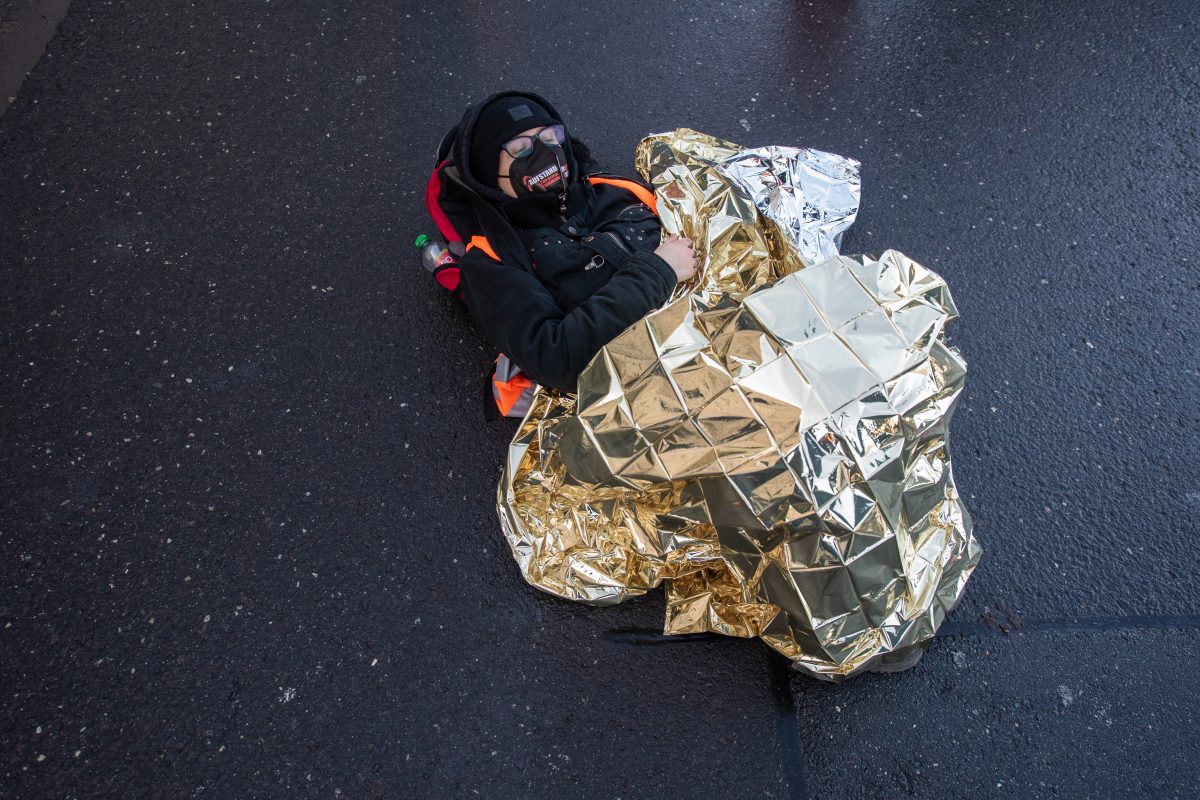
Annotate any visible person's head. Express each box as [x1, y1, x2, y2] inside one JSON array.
[[495, 123, 570, 198], [467, 94, 571, 199]]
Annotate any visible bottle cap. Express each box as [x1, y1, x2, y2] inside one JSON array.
[[414, 234, 430, 249]]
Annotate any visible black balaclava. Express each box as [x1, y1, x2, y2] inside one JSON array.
[[468, 96, 564, 195]]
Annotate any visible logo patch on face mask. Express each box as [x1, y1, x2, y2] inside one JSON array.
[[524, 163, 568, 191]]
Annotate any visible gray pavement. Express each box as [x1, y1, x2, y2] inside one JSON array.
[[1, 0, 1198, 797]]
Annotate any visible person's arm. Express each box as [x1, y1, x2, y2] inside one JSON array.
[[458, 250, 677, 392]]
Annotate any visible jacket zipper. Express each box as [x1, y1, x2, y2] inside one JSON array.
[[601, 230, 632, 254]]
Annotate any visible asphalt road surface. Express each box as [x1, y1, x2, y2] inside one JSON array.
[[2, 1, 1198, 797]]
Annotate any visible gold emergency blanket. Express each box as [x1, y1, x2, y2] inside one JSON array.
[[498, 130, 981, 680]]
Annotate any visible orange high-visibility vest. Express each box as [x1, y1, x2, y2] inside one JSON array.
[[492, 361, 535, 417]]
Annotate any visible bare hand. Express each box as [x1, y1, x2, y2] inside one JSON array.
[[654, 234, 698, 282]]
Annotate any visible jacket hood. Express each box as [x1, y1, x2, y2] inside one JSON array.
[[454, 90, 580, 205]]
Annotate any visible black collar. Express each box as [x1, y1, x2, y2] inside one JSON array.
[[501, 180, 590, 229]]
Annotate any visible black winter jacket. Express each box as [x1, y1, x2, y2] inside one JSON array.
[[448, 91, 677, 393], [458, 181, 676, 391]]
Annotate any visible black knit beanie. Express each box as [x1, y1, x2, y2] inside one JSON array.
[[468, 96, 559, 188]]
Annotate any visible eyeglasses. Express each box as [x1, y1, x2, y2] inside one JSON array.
[[502, 124, 567, 159]]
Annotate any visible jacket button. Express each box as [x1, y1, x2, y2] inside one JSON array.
[[566, 226, 577, 234]]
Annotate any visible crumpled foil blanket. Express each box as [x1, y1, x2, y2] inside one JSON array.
[[497, 129, 982, 680]]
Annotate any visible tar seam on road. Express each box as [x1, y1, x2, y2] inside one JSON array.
[[936, 613, 1200, 637], [768, 653, 812, 800], [0, 0, 72, 118], [601, 612, 1200, 798], [603, 613, 1200, 650]]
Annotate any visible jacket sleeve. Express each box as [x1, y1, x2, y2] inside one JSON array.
[[457, 250, 677, 392]]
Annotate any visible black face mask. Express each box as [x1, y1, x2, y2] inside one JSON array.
[[499, 140, 569, 197]]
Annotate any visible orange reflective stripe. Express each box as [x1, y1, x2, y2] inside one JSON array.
[[493, 373, 534, 416], [466, 235, 500, 261], [587, 176, 658, 214]]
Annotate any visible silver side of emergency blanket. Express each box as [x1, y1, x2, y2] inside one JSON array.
[[497, 129, 980, 680]]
